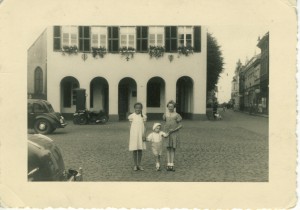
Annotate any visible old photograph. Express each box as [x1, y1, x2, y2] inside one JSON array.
[[0, 0, 296, 208], [27, 24, 269, 182]]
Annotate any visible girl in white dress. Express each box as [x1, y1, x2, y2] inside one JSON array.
[[128, 102, 147, 171]]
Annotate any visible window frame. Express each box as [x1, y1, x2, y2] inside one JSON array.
[[119, 26, 136, 49], [61, 26, 78, 48], [91, 26, 107, 49], [178, 26, 193, 48], [148, 26, 164, 47], [34, 67, 43, 94]]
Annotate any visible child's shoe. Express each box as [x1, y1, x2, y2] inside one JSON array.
[[133, 166, 138, 171], [156, 163, 160, 171], [138, 166, 144, 171]]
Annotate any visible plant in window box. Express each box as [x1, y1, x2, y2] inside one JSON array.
[[91, 47, 107, 58], [149, 46, 165, 59], [119, 47, 135, 60], [61, 45, 78, 55], [178, 46, 194, 56]]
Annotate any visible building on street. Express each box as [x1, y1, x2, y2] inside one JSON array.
[[257, 32, 269, 114], [231, 59, 242, 110], [27, 25, 207, 120]]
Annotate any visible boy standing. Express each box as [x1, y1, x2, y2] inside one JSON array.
[[146, 123, 169, 171]]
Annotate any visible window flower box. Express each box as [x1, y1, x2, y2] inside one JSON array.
[[91, 47, 107, 58], [149, 46, 165, 59], [119, 47, 135, 60], [61, 45, 78, 55], [178, 46, 194, 56]]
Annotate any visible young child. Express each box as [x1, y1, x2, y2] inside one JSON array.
[[128, 102, 147, 171], [146, 123, 169, 171], [163, 100, 183, 171]]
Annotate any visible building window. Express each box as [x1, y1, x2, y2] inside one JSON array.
[[91, 27, 107, 48], [165, 26, 177, 52], [108, 27, 119, 52], [53, 26, 61, 50], [34, 67, 43, 94], [120, 26, 135, 49], [178, 26, 193, 47], [136, 26, 148, 52], [147, 83, 161, 107], [79, 26, 91, 52], [61, 26, 78, 47], [193, 26, 201, 52], [149, 26, 164, 47]]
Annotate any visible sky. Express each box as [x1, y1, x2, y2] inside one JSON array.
[[207, 25, 269, 103]]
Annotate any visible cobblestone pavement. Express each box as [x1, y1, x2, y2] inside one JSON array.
[[45, 109, 268, 182]]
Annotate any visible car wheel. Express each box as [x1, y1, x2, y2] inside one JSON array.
[[78, 116, 88, 125], [101, 116, 108, 124], [34, 119, 53, 134]]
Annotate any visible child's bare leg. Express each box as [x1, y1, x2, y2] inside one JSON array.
[[137, 150, 144, 170], [133, 150, 137, 166], [167, 148, 171, 164], [170, 148, 175, 164]]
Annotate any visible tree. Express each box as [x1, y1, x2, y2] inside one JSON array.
[[207, 33, 224, 92]]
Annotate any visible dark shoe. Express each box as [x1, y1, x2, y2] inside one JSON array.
[[133, 166, 138, 171], [171, 166, 175, 172], [166, 166, 171, 171], [138, 166, 144, 171]]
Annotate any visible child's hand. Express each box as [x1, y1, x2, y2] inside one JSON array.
[[165, 132, 170, 137]]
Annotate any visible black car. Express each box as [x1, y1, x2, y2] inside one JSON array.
[[28, 134, 83, 181], [28, 99, 67, 134]]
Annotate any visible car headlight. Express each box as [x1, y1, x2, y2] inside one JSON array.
[[60, 119, 64, 123]]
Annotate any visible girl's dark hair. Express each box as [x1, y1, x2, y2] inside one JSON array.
[[134, 102, 143, 108], [166, 100, 176, 108], [134, 102, 143, 117]]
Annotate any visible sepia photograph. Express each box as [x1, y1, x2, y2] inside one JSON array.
[[27, 25, 269, 182], [0, 0, 296, 208]]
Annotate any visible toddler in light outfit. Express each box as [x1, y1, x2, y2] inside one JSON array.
[[146, 123, 169, 171]]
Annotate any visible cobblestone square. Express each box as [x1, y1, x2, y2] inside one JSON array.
[[46, 110, 268, 182]]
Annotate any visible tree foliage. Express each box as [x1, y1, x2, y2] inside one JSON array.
[[207, 33, 224, 92]]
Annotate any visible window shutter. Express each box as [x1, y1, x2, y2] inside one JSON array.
[[194, 26, 201, 52], [53, 26, 61, 50]]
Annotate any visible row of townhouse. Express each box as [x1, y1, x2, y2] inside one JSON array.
[[27, 25, 207, 120], [231, 32, 269, 114]]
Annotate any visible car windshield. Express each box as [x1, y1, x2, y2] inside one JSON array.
[[45, 102, 55, 112]]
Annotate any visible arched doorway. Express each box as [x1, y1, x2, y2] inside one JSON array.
[[90, 77, 109, 113], [60, 76, 80, 113], [176, 76, 194, 119], [118, 77, 137, 120], [147, 77, 165, 120]]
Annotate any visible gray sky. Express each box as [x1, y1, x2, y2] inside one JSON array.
[[207, 25, 269, 103]]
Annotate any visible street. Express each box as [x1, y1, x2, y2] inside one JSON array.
[[46, 109, 268, 182]]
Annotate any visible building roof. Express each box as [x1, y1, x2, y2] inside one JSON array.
[[257, 32, 269, 48]]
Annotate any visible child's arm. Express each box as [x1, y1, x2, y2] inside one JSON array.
[[169, 125, 183, 134]]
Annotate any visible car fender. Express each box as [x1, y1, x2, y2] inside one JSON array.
[[35, 115, 58, 127]]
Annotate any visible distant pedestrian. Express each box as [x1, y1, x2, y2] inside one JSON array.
[[212, 101, 218, 119], [128, 102, 147, 171], [146, 123, 169, 171], [163, 100, 183, 171]]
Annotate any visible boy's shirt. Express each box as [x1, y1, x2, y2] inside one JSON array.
[[146, 131, 168, 143]]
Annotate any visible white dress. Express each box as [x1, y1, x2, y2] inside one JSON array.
[[128, 113, 147, 151]]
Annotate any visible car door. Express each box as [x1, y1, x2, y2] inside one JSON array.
[[27, 102, 35, 128]]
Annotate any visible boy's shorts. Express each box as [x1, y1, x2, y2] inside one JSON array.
[[151, 142, 163, 156]]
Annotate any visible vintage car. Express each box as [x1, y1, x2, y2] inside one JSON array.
[[28, 134, 83, 181], [28, 99, 67, 134]]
